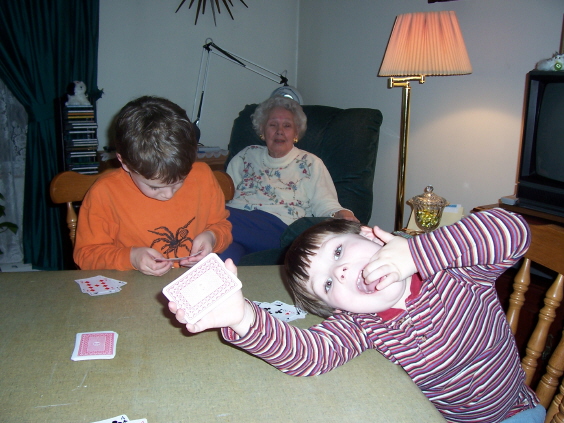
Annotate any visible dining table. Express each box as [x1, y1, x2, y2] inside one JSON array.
[[0, 265, 445, 423]]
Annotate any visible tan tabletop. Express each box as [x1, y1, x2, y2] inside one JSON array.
[[0, 266, 444, 423]]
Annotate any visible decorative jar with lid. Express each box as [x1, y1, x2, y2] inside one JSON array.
[[407, 186, 448, 233]]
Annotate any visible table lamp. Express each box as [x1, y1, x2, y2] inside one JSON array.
[[378, 11, 472, 231]]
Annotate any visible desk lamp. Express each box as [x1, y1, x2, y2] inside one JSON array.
[[379, 11, 472, 231], [193, 38, 302, 136]]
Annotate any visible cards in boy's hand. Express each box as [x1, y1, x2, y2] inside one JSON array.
[[71, 331, 118, 361], [154, 256, 188, 262], [75, 275, 127, 296], [162, 253, 242, 324], [154, 250, 203, 262]]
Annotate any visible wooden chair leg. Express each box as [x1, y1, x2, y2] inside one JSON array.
[[507, 258, 531, 335], [539, 317, 564, 407], [549, 387, 564, 423], [522, 274, 564, 386]]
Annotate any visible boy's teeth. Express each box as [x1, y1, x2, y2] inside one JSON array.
[[357, 272, 379, 294]]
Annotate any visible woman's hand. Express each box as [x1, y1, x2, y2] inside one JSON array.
[[333, 209, 359, 223]]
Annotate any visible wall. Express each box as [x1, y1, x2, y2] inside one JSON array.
[[298, 0, 564, 229], [98, 0, 299, 150]]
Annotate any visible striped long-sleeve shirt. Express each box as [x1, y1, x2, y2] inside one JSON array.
[[222, 208, 539, 423]]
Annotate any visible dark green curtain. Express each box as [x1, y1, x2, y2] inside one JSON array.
[[0, 1, 102, 270]]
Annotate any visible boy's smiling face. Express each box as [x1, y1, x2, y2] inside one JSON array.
[[307, 233, 409, 315]]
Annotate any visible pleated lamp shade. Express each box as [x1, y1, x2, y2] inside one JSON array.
[[379, 11, 472, 77]]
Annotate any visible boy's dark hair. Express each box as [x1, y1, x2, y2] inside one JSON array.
[[284, 219, 362, 318], [114, 96, 197, 184]]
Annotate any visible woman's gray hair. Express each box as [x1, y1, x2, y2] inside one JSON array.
[[251, 96, 307, 140]]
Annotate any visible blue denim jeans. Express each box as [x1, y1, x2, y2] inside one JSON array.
[[219, 207, 287, 265], [501, 404, 546, 423]]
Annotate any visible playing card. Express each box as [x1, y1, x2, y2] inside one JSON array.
[[162, 253, 242, 324], [154, 256, 189, 262], [75, 276, 116, 295], [75, 276, 127, 296], [154, 250, 203, 262], [71, 331, 118, 361], [90, 415, 129, 423], [254, 300, 307, 322], [90, 416, 147, 423]]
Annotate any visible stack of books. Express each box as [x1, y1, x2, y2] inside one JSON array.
[[63, 105, 99, 174]]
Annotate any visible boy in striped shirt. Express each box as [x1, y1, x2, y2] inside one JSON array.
[[169, 208, 544, 423]]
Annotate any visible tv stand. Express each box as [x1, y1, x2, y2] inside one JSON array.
[[497, 203, 564, 225]]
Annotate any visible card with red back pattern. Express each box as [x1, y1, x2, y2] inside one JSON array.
[[162, 253, 242, 324], [71, 331, 118, 361]]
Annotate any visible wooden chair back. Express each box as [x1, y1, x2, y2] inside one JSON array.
[[50, 169, 234, 247], [50, 170, 112, 247], [213, 170, 234, 201], [505, 219, 564, 422]]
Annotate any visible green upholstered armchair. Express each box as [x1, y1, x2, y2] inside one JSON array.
[[226, 103, 383, 266]]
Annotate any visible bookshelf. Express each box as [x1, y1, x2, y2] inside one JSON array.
[[59, 103, 99, 174]]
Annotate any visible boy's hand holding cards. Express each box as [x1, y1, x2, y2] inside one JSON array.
[[154, 250, 203, 263], [162, 253, 242, 324]]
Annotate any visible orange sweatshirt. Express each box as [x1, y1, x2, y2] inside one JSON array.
[[74, 163, 232, 270]]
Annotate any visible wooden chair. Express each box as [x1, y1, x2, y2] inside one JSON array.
[[50, 169, 234, 247], [213, 169, 235, 201], [504, 218, 564, 423]]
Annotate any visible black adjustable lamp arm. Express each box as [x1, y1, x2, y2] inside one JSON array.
[[192, 38, 291, 133], [204, 40, 289, 85], [205, 41, 244, 67]]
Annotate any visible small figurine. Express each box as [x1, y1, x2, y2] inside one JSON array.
[[65, 81, 91, 106], [535, 53, 564, 71]]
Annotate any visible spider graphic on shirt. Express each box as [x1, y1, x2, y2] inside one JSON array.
[[148, 217, 195, 257]]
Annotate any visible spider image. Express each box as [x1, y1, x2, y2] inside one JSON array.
[[149, 217, 195, 257]]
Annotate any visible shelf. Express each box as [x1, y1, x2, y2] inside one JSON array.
[[58, 101, 100, 174]]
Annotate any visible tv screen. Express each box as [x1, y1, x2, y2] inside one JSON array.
[[535, 82, 564, 183], [516, 71, 564, 218]]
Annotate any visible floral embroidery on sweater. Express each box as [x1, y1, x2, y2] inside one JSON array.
[[236, 149, 313, 220]]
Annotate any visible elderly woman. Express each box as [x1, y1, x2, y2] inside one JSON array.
[[220, 96, 358, 264]]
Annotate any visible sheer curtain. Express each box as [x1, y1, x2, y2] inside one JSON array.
[[0, 79, 26, 264]]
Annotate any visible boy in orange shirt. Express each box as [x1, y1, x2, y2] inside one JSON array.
[[74, 96, 232, 276]]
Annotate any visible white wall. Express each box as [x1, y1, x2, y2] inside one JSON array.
[[98, 0, 564, 232], [298, 0, 564, 229], [98, 0, 299, 149]]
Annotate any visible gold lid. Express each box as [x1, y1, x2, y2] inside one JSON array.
[[407, 186, 448, 209]]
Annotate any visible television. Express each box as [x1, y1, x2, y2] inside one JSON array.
[[516, 71, 564, 218]]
